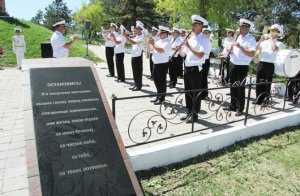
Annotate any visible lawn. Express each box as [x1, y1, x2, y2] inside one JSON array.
[[0, 18, 101, 67], [139, 127, 300, 196]]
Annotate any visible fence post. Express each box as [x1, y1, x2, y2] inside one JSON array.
[[283, 80, 289, 111], [112, 94, 117, 119], [244, 78, 252, 126]]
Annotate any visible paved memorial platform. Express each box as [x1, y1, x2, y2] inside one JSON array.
[[89, 45, 300, 170]]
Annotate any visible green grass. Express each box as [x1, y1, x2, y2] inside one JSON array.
[[140, 127, 300, 195], [0, 18, 101, 67]]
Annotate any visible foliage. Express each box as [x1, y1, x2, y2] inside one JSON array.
[[74, 0, 107, 33], [40, 0, 72, 29], [31, 9, 44, 25]]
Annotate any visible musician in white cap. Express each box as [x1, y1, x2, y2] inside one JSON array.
[[149, 26, 159, 79], [111, 24, 127, 82], [51, 20, 78, 58], [124, 21, 145, 91], [169, 27, 183, 88], [179, 15, 211, 123], [12, 27, 26, 70], [225, 18, 256, 116], [220, 28, 235, 84], [201, 26, 212, 98], [255, 24, 285, 105], [102, 23, 118, 77], [148, 26, 172, 104]]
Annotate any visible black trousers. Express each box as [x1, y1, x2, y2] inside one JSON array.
[[153, 62, 169, 101], [201, 59, 210, 98], [256, 61, 274, 104], [169, 56, 182, 86], [115, 53, 125, 81], [178, 57, 184, 77], [288, 72, 300, 100], [229, 64, 249, 112], [131, 55, 143, 89], [184, 66, 202, 113], [220, 57, 231, 83], [149, 54, 154, 77], [105, 47, 115, 76]]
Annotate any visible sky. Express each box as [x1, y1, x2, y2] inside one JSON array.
[[6, 0, 89, 20]]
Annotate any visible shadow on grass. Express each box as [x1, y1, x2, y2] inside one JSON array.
[[137, 125, 300, 194]]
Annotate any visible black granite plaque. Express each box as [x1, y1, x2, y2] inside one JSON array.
[[30, 67, 139, 196]]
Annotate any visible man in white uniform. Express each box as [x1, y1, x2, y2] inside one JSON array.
[[169, 27, 183, 88], [201, 26, 212, 98], [220, 28, 235, 84], [102, 23, 117, 77], [226, 18, 256, 116], [125, 21, 145, 91], [149, 25, 172, 104], [51, 20, 78, 58], [255, 24, 285, 104], [149, 26, 159, 79], [12, 27, 26, 70], [111, 25, 127, 82], [179, 15, 211, 123]]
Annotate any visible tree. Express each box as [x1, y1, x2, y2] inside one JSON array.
[[74, 1, 107, 33], [117, 0, 165, 27], [43, 0, 72, 29], [31, 10, 44, 25]]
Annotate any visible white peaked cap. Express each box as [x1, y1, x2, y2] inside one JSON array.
[[159, 25, 171, 33], [270, 24, 284, 36], [225, 28, 235, 32], [53, 20, 66, 27], [172, 27, 182, 33], [191, 15, 208, 26], [110, 23, 118, 28], [136, 20, 144, 29], [239, 18, 254, 28], [152, 26, 159, 32]]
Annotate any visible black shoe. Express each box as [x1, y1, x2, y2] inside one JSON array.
[[186, 114, 198, 123], [235, 111, 243, 117], [132, 87, 141, 91], [223, 107, 235, 111], [154, 100, 164, 105], [106, 74, 114, 77], [151, 98, 159, 103], [252, 100, 262, 105], [130, 86, 137, 90], [180, 113, 191, 121]]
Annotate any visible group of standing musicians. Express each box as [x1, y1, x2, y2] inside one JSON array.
[[101, 15, 300, 123]]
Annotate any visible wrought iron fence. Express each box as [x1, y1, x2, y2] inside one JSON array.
[[112, 78, 300, 148]]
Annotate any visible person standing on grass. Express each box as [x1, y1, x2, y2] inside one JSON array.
[[0, 47, 3, 70], [12, 27, 26, 70], [51, 20, 78, 58], [124, 21, 145, 91]]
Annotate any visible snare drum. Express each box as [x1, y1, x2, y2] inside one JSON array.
[[275, 49, 300, 78]]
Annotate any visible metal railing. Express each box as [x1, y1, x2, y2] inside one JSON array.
[[112, 78, 300, 148]]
